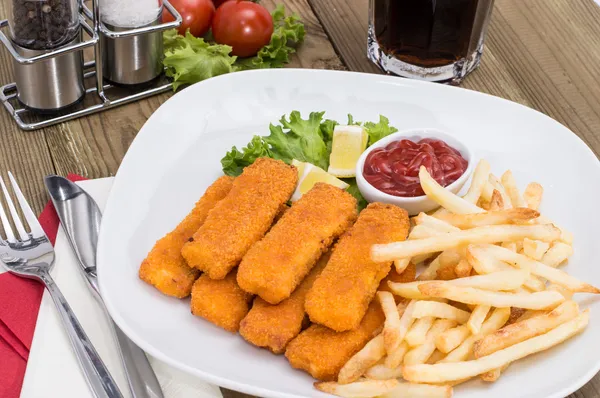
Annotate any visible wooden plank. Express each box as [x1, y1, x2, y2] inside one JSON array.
[[45, 0, 344, 185], [308, 0, 600, 158], [0, 7, 56, 215]]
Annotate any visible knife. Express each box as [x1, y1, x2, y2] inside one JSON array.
[[45, 175, 164, 398]]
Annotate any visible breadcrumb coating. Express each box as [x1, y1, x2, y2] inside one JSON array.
[[284, 262, 416, 381], [305, 203, 410, 331], [237, 183, 357, 304], [190, 270, 253, 333], [239, 252, 330, 354], [181, 158, 298, 279], [139, 176, 234, 298]]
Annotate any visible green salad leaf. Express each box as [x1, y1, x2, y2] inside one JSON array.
[[163, 5, 305, 90], [220, 111, 399, 210], [364, 115, 398, 146], [163, 32, 237, 91], [222, 136, 272, 177], [236, 5, 306, 70]]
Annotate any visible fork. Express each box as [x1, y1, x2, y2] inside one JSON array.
[[0, 172, 123, 398]]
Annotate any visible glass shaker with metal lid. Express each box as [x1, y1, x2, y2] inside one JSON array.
[[7, 0, 85, 111], [8, 0, 80, 50]]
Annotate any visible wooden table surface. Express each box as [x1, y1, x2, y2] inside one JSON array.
[[1, 0, 599, 397]]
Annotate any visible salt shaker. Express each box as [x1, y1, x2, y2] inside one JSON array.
[[7, 0, 85, 111], [100, 0, 164, 86]]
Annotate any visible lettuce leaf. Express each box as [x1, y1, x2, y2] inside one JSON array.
[[236, 5, 306, 70], [163, 32, 237, 90], [163, 5, 305, 90], [364, 115, 398, 145], [221, 136, 272, 176]]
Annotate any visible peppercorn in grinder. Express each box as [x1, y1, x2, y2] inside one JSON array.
[[7, 0, 85, 111]]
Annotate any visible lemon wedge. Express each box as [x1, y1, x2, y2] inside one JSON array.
[[291, 159, 349, 201], [327, 125, 368, 178]]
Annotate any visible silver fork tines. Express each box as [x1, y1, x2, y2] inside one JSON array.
[[0, 172, 123, 398]]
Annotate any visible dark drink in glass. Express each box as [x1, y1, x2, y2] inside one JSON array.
[[368, 0, 495, 84]]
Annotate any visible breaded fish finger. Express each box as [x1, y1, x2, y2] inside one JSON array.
[[284, 264, 416, 381], [305, 203, 410, 331], [182, 158, 298, 279], [239, 252, 330, 353], [190, 269, 253, 332], [285, 301, 384, 381], [139, 176, 234, 298], [237, 183, 357, 304]]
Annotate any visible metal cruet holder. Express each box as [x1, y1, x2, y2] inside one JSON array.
[[0, 0, 182, 130]]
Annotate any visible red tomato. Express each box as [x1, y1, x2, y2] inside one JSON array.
[[212, 1, 274, 57], [212, 0, 231, 7], [163, 0, 215, 37]]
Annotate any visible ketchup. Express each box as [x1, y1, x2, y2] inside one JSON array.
[[363, 138, 468, 197]]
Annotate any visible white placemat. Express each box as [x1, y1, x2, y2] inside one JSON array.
[[20, 177, 222, 398]]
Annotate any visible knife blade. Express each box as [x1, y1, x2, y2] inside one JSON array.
[[45, 175, 164, 398]]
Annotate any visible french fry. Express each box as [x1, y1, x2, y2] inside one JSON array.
[[467, 246, 550, 292], [412, 301, 471, 324], [455, 259, 473, 278], [547, 283, 574, 299], [338, 334, 386, 384], [410, 225, 447, 240], [541, 242, 574, 267], [414, 213, 461, 233], [467, 305, 491, 334], [523, 182, 543, 210], [427, 350, 447, 364], [372, 224, 561, 262], [419, 166, 484, 215], [379, 382, 453, 398], [365, 363, 403, 380], [480, 363, 510, 382], [501, 170, 527, 208], [522, 238, 550, 261], [488, 174, 512, 209], [462, 159, 491, 204], [435, 325, 471, 354], [404, 319, 456, 365], [315, 379, 398, 397], [417, 255, 443, 281], [470, 244, 600, 293], [394, 216, 456, 273], [438, 249, 461, 269], [385, 301, 417, 368], [501, 241, 517, 252], [412, 252, 437, 265], [390, 269, 530, 300], [418, 282, 565, 310], [394, 258, 411, 274], [405, 317, 435, 346], [472, 300, 579, 358], [489, 190, 504, 211], [436, 263, 458, 281], [438, 307, 511, 363], [385, 341, 410, 370], [403, 311, 589, 383], [535, 215, 573, 244], [378, 292, 403, 354], [434, 208, 539, 229], [481, 181, 494, 202], [515, 309, 545, 323]]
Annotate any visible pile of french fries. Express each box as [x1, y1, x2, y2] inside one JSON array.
[[315, 160, 597, 398]]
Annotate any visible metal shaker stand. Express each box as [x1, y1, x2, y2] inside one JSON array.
[[0, 0, 182, 131]]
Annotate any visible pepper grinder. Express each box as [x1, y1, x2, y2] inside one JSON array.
[[100, 0, 164, 86], [7, 0, 85, 112]]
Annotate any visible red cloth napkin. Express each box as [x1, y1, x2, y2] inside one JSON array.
[[0, 174, 86, 398]]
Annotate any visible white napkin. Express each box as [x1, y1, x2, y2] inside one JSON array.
[[20, 178, 223, 398]]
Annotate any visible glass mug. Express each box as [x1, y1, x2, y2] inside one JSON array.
[[368, 0, 495, 84]]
